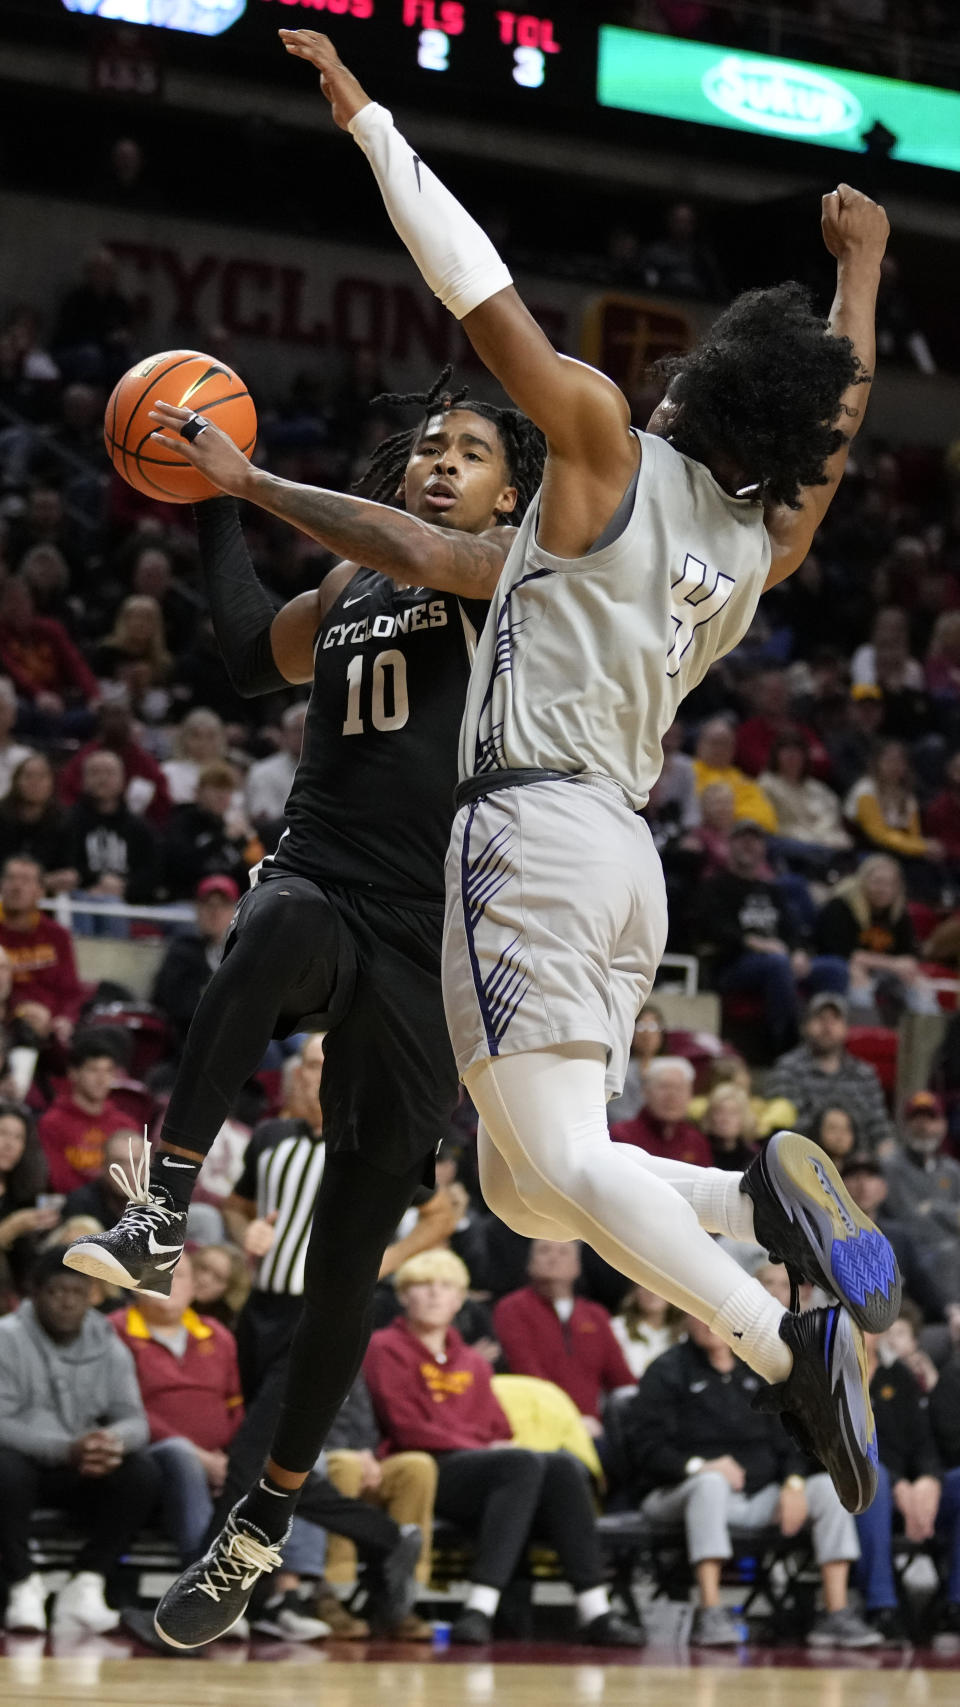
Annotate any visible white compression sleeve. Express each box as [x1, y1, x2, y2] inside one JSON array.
[[349, 103, 513, 320]]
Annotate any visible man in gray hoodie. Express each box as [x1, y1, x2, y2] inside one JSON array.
[[0, 1247, 160, 1635]]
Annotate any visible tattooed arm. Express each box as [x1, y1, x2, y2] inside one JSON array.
[[148, 401, 513, 600]]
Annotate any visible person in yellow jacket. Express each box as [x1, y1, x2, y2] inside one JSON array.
[[844, 740, 944, 862], [692, 718, 778, 833]]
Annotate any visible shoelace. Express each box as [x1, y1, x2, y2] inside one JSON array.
[[108, 1132, 181, 1233], [196, 1527, 285, 1604]]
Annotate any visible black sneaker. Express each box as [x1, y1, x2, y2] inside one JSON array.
[[579, 1610, 646, 1646], [451, 1609, 493, 1645], [753, 1307, 878, 1516], [741, 1130, 901, 1331], [154, 1505, 288, 1649], [369, 1524, 422, 1630], [62, 1140, 186, 1298], [866, 1606, 910, 1645]]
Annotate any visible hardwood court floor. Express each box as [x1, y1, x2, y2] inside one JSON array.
[[4, 1650, 960, 1707]]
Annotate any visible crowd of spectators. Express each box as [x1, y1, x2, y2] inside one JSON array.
[[0, 243, 958, 1652]]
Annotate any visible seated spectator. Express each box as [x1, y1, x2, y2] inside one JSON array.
[[0, 1249, 159, 1636], [842, 1155, 950, 1324], [735, 671, 830, 781], [0, 576, 98, 729], [493, 1241, 634, 1441], [65, 748, 160, 920], [110, 1251, 244, 1562], [925, 613, 960, 708], [855, 1326, 960, 1643], [698, 1084, 758, 1171], [0, 678, 33, 798], [322, 1370, 437, 1638], [161, 760, 262, 900], [694, 823, 843, 1053], [18, 542, 74, 627], [924, 748, 960, 867], [691, 718, 777, 831], [0, 1100, 59, 1291], [765, 993, 896, 1155], [852, 607, 925, 693], [812, 1106, 859, 1169], [815, 856, 937, 1021], [37, 1027, 131, 1195], [759, 736, 852, 869], [611, 1056, 712, 1166], [188, 1242, 251, 1333], [57, 698, 171, 826], [884, 1304, 941, 1395], [827, 684, 887, 799], [245, 702, 308, 830], [150, 874, 239, 1045], [845, 740, 943, 865], [689, 780, 736, 877], [162, 707, 231, 806], [610, 1284, 686, 1382], [605, 1002, 666, 1124], [364, 1250, 642, 1647], [92, 594, 171, 691], [688, 1054, 798, 1141], [128, 543, 198, 657], [884, 1092, 960, 1300], [62, 1127, 147, 1229], [0, 855, 86, 1047], [638, 200, 726, 301], [52, 246, 135, 386], [0, 754, 77, 894], [622, 1314, 877, 1649]]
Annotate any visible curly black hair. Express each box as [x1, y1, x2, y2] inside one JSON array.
[[657, 282, 868, 509], [352, 366, 546, 525]]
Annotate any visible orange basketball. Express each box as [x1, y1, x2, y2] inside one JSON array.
[[104, 349, 257, 503]]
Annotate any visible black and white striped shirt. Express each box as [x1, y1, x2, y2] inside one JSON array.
[[233, 1117, 326, 1297]]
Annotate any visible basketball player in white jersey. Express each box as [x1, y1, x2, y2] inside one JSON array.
[[282, 30, 897, 1516]]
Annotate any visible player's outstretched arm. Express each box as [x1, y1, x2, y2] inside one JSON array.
[[763, 184, 888, 589], [150, 403, 513, 601], [279, 29, 637, 546]]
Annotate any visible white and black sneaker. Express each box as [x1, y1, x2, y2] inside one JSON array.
[[154, 1505, 289, 1649], [62, 1137, 186, 1298], [251, 1591, 330, 1642]]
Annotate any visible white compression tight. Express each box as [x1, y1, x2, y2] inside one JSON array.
[[469, 1044, 792, 1385]]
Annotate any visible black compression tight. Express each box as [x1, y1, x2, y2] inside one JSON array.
[[268, 1148, 424, 1475], [161, 877, 343, 1156]]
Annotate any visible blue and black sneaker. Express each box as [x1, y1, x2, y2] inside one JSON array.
[[741, 1130, 901, 1332], [755, 1306, 878, 1515], [154, 1505, 289, 1649]]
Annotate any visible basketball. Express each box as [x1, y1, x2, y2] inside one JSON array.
[[103, 349, 257, 503]]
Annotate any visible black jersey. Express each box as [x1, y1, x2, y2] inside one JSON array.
[[269, 568, 487, 902]]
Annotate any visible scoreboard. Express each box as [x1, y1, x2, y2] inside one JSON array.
[[47, 0, 598, 115]]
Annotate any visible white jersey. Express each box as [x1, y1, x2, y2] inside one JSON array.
[[460, 430, 771, 810]]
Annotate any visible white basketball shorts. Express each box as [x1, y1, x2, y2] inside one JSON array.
[[443, 776, 669, 1098]]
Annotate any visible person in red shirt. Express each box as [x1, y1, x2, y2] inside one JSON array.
[[364, 1249, 642, 1648], [734, 669, 830, 780], [57, 700, 171, 827], [110, 1251, 244, 1561], [493, 1241, 634, 1436], [0, 856, 86, 1045], [0, 575, 98, 719], [924, 750, 960, 865], [610, 1057, 713, 1167], [37, 1028, 131, 1193]]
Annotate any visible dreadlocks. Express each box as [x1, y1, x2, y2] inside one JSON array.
[[657, 282, 868, 510], [352, 365, 546, 525]]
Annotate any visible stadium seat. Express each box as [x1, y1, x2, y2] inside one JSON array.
[[84, 1003, 174, 1080], [845, 1026, 899, 1098]]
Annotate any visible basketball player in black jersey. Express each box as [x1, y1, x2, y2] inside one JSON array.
[[64, 375, 645, 1650]]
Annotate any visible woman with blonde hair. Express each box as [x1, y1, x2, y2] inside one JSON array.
[[363, 1248, 643, 1648], [610, 1283, 685, 1381], [815, 854, 937, 1019], [700, 1082, 758, 1171], [95, 595, 172, 685], [162, 709, 229, 807], [925, 610, 960, 704], [188, 1241, 251, 1331]]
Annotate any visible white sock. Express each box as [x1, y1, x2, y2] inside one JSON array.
[[465, 1584, 500, 1618], [576, 1585, 610, 1625], [713, 1281, 791, 1383], [613, 1145, 758, 1244]]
